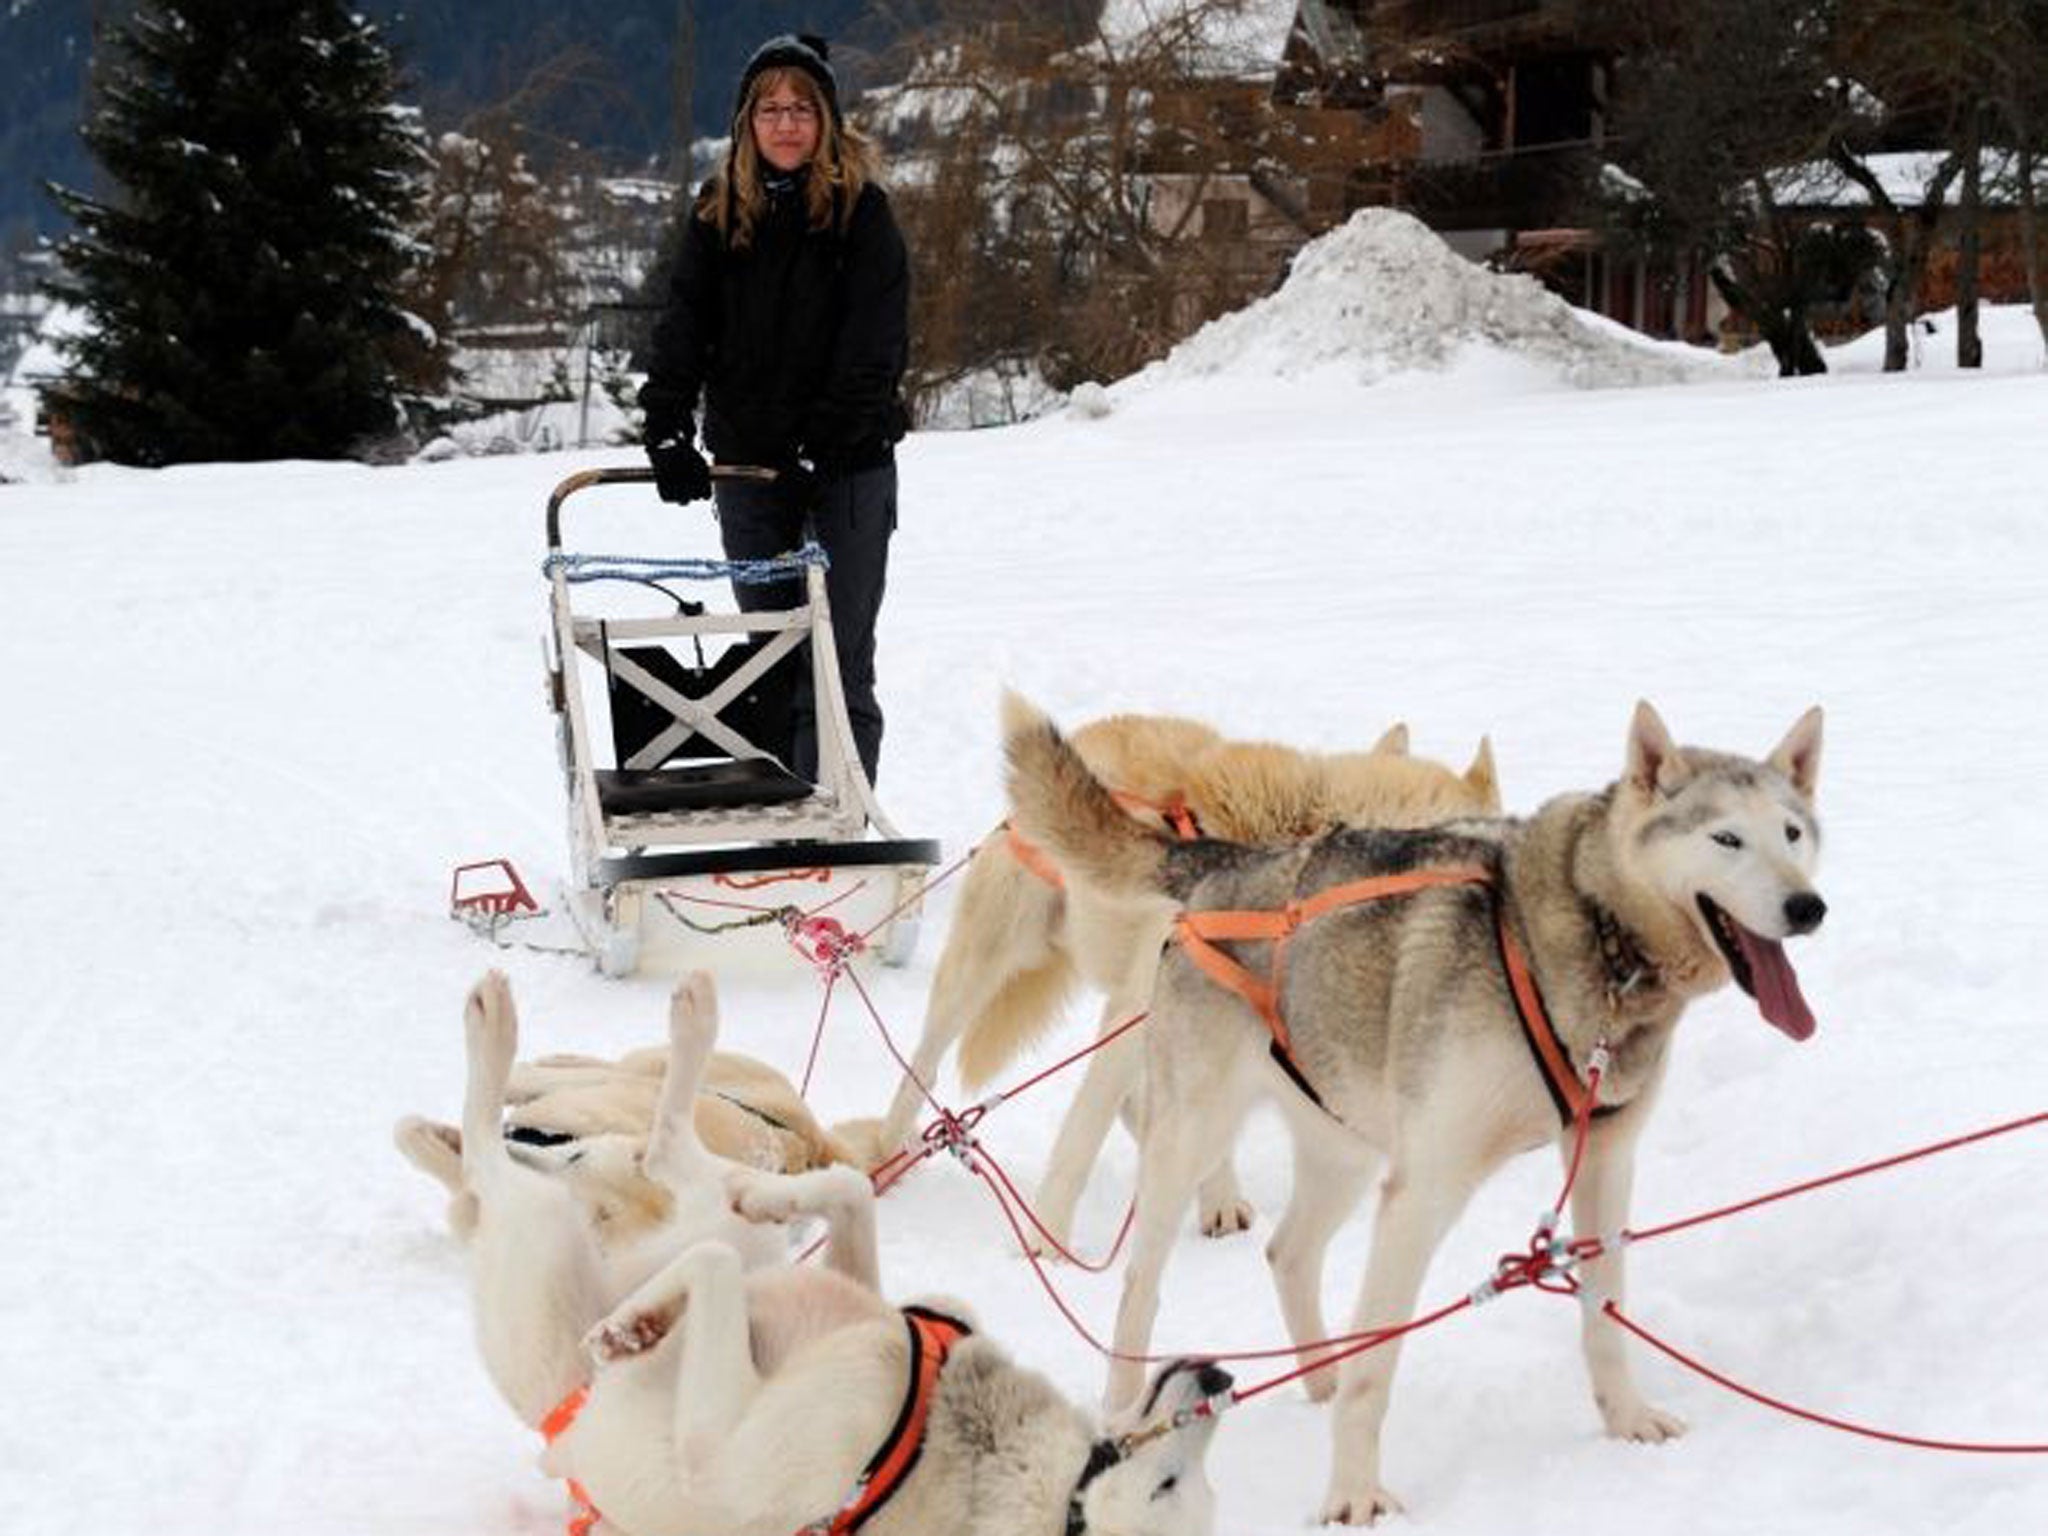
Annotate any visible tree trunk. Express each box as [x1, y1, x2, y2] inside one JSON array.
[[1828, 143, 1963, 372], [1881, 250, 1914, 371], [1958, 106, 1983, 369], [1712, 263, 1825, 376], [2021, 141, 2048, 354], [670, 1, 695, 190]]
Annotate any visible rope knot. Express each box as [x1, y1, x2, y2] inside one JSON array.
[[1477, 1220, 1585, 1305], [785, 911, 865, 976], [920, 1103, 990, 1169]]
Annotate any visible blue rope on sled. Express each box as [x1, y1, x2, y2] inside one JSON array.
[[544, 541, 830, 586]]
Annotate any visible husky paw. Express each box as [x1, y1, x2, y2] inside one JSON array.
[[1318, 1482, 1404, 1526], [464, 972, 518, 1072], [1601, 1395, 1688, 1443], [393, 1115, 461, 1165], [1018, 1220, 1072, 1262], [726, 1167, 802, 1224], [584, 1307, 674, 1364], [1199, 1197, 1255, 1238], [669, 970, 719, 1050]]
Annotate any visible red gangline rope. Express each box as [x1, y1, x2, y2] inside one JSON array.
[[1584, 1109, 2048, 1257], [1603, 1302, 2048, 1454]]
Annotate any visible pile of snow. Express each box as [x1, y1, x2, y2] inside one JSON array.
[[1138, 208, 1746, 392]]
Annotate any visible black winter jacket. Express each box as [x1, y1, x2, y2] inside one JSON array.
[[640, 177, 910, 474]]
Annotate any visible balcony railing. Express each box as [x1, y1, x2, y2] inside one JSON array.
[[1397, 140, 1599, 229]]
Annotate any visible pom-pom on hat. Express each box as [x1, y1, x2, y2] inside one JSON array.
[[736, 33, 841, 126]]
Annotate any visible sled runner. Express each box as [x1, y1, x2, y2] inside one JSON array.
[[540, 465, 938, 975]]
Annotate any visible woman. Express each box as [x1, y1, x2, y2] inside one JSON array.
[[640, 33, 910, 788]]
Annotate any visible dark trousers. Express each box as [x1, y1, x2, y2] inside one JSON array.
[[714, 462, 895, 787]]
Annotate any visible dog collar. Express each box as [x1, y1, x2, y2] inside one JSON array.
[[1063, 1436, 1125, 1536], [1588, 902, 1657, 1005]]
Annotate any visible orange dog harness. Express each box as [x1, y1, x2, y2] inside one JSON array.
[[1005, 785, 1206, 893], [811, 1306, 972, 1534], [538, 1306, 972, 1536], [539, 1385, 599, 1536], [1175, 865, 1607, 1125]]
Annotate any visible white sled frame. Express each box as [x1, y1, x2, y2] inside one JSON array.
[[543, 467, 937, 975]]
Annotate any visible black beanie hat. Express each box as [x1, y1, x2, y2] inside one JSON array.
[[736, 33, 841, 126]]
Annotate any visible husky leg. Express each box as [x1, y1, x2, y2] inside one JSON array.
[[729, 1165, 881, 1290], [1265, 1114, 1377, 1404], [1030, 994, 1147, 1255], [1103, 1075, 1254, 1411], [1567, 1107, 1685, 1442], [1318, 1152, 1484, 1525], [394, 1115, 479, 1238], [585, 1240, 759, 1470], [1194, 1161, 1254, 1238], [639, 971, 723, 1193], [460, 971, 608, 1427]]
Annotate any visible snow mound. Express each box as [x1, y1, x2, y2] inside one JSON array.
[[1141, 208, 1735, 391]]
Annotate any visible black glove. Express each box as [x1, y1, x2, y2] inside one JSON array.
[[648, 436, 712, 505]]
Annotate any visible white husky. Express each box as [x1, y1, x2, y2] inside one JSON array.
[[446, 968, 1230, 1536]]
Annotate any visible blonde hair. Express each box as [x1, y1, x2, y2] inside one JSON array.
[[701, 66, 880, 250]]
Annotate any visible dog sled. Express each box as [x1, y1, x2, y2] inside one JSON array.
[[529, 464, 939, 976]]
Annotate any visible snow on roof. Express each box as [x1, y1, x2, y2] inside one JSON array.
[[1093, 0, 1299, 78], [1134, 206, 1739, 391]]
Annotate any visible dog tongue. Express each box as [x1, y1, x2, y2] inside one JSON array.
[[1733, 925, 1816, 1041]]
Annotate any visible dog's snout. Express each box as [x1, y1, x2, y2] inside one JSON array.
[[1783, 892, 1826, 934], [1194, 1362, 1234, 1399]]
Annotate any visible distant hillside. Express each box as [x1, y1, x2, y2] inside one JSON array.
[[0, 0, 907, 243]]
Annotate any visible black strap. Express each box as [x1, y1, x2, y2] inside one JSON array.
[[1064, 1437, 1125, 1536]]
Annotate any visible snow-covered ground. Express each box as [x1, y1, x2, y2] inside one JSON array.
[[3, 218, 2046, 1536]]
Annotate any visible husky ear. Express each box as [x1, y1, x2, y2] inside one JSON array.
[[1369, 721, 1410, 757], [1625, 701, 1688, 796], [1463, 735, 1499, 810], [1766, 706, 1823, 799], [999, 688, 1052, 743]]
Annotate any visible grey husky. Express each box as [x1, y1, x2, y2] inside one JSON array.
[[1003, 695, 1825, 1524]]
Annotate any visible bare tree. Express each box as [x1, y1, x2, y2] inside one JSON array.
[[883, 0, 1347, 399], [1593, 0, 1847, 375], [1824, 0, 2019, 369], [1978, 0, 2048, 351]]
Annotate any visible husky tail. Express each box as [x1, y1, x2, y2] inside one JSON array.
[[1002, 692, 1206, 901]]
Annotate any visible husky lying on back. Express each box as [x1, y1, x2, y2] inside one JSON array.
[[440, 969, 1229, 1536], [861, 711, 1497, 1249], [395, 1038, 857, 1246], [1005, 697, 1824, 1524]]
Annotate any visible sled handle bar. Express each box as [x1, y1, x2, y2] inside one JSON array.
[[545, 464, 779, 551]]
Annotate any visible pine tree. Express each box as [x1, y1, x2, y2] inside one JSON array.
[[45, 2, 436, 465]]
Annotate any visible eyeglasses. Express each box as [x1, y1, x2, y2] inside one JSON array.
[[753, 101, 818, 126]]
